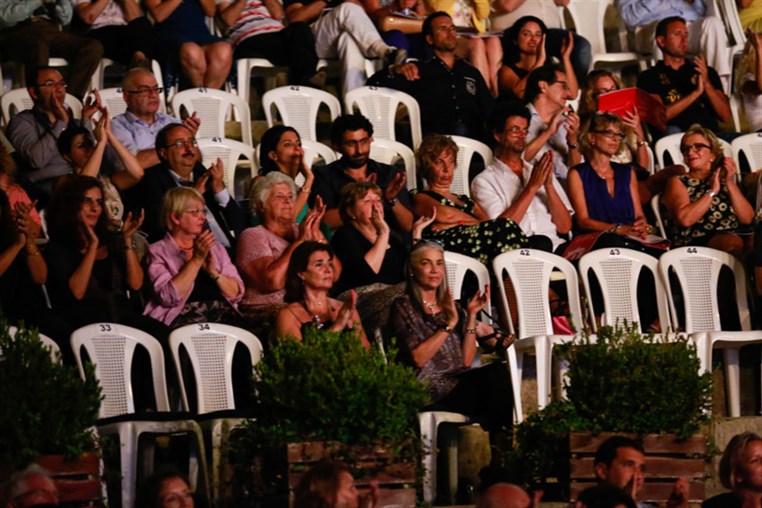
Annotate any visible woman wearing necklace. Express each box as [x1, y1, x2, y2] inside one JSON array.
[[144, 186, 244, 327], [275, 241, 369, 347], [388, 240, 514, 431]]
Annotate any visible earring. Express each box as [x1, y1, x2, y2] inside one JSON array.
[[591, 141, 595, 146]]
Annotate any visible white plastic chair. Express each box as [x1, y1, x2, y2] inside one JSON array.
[[236, 58, 283, 106], [564, 0, 643, 72], [301, 139, 338, 169], [262, 85, 341, 141], [88, 88, 127, 118], [654, 132, 733, 169], [658, 247, 762, 417], [369, 138, 417, 191], [1, 89, 83, 126], [344, 86, 423, 149], [169, 323, 263, 504], [197, 137, 257, 200], [492, 249, 585, 411], [732, 133, 762, 173], [578, 248, 671, 333], [8, 326, 61, 363], [70, 323, 209, 508], [418, 411, 470, 505], [650, 194, 668, 238], [171, 88, 253, 146], [449, 135, 493, 197]]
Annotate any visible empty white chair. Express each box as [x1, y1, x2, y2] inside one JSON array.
[[1, 88, 82, 126], [9, 326, 61, 363], [731, 132, 762, 172], [171, 88, 253, 146], [578, 248, 671, 333], [344, 86, 423, 149], [70, 323, 209, 508], [369, 138, 416, 191], [262, 85, 341, 141], [658, 247, 762, 417], [169, 323, 263, 504], [197, 137, 257, 200], [418, 411, 469, 505], [492, 249, 585, 411], [236, 58, 282, 105], [654, 132, 732, 169]]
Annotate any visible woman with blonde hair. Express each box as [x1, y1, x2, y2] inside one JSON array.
[[703, 432, 762, 507]]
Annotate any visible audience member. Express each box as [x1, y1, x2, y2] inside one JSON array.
[[72, 0, 156, 68], [703, 432, 762, 507], [367, 11, 495, 143], [739, 0, 762, 31], [137, 470, 195, 508], [637, 17, 731, 135], [619, 0, 732, 86], [523, 64, 581, 184], [0, 1, 103, 98], [144, 186, 244, 327], [739, 28, 762, 133], [576, 484, 637, 508], [0, 136, 41, 227], [425, 0, 502, 95], [236, 172, 333, 310], [283, 0, 406, 92], [361, 0, 428, 59], [124, 123, 245, 247], [112, 68, 200, 170], [312, 114, 412, 232], [489, 0, 591, 85], [499, 16, 578, 101], [293, 461, 378, 508], [471, 101, 572, 253], [57, 117, 144, 230], [661, 126, 754, 258], [7, 67, 103, 203], [413, 134, 529, 263], [275, 241, 367, 344], [145, 0, 233, 89], [476, 482, 532, 508], [216, 0, 324, 87], [2, 464, 58, 508], [388, 240, 514, 431]]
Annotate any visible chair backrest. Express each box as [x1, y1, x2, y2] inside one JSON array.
[[655, 132, 733, 169], [444, 251, 491, 314], [658, 246, 753, 333], [344, 86, 423, 149], [301, 139, 338, 169], [732, 133, 762, 173], [650, 194, 667, 238], [369, 138, 417, 191], [8, 326, 61, 363], [492, 249, 584, 338], [563, 0, 608, 56], [169, 323, 263, 414], [197, 137, 257, 200], [715, 0, 746, 49], [171, 88, 253, 146], [262, 85, 341, 141], [1, 89, 82, 126], [423, 135, 493, 196], [70, 323, 171, 418], [578, 248, 671, 332], [90, 88, 128, 118]]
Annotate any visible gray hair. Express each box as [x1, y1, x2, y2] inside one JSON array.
[[3, 464, 56, 506], [249, 171, 297, 217], [121, 67, 155, 91]]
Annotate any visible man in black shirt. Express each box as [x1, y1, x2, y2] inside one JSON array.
[[637, 16, 730, 134], [311, 114, 413, 233], [367, 11, 495, 144]]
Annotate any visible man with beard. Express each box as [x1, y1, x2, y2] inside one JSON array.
[[311, 113, 413, 233], [471, 101, 572, 253]]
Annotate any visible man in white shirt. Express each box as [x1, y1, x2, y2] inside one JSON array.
[[471, 101, 572, 253]]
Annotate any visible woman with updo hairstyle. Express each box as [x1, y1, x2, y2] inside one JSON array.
[[294, 461, 377, 508], [702, 432, 762, 507]]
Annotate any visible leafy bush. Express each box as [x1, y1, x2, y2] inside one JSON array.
[[0, 319, 102, 469]]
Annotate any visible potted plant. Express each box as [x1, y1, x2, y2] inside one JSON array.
[[228, 326, 428, 506], [0, 318, 102, 503], [499, 322, 712, 503]]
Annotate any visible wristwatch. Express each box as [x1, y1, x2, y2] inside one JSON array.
[[387, 197, 399, 207]]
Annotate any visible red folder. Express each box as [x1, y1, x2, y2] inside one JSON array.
[[597, 88, 667, 132]]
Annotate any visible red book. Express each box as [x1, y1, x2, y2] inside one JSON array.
[[597, 88, 667, 132]]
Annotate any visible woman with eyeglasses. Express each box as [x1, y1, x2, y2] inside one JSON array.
[[662, 125, 755, 258], [138, 471, 195, 508], [144, 186, 244, 326]]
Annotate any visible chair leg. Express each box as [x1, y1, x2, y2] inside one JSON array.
[[534, 338, 550, 409], [443, 424, 459, 505], [418, 413, 438, 504], [506, 349, 523, 423], [724, 347, 741, 417], [119, 425, 138, 508]]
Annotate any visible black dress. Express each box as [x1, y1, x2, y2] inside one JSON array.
[[330, 226, 407, 295]]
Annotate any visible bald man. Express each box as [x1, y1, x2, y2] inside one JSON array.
[[476, 483, 532, 508]]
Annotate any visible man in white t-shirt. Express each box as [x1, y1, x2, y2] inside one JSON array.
[[471, 101, 572, 253]]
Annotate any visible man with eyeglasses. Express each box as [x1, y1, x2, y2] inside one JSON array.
[[637, 16, 731, 135], [0, 0, 102, 99], [471, 101, 572, 253], [112, 68, 200, 170], [6, 66, 104, 203], [523, 63, 581, 185], [124, 123, 244, 249], [3, 463, 59, 508]]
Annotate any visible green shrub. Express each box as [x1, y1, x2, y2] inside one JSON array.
[[0, 319, 102, 469]]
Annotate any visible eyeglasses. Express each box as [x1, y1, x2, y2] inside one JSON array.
[[160, 492, 193, 507], [183, 208, 205, 217], [592, 129, 626, 140], [36, 80, 67, 89], [506, 126, 530, 135], [680, 143, 711, 154], [82, 197, 104, 207], [125, 86, 163, 96], [552, 80, 570, 91], [167, 139, 199, 149]]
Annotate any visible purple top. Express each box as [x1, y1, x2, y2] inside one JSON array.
[[574, 161, 635, 226], [235, 224, 298, 307], [144, 233, 244, 325]]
